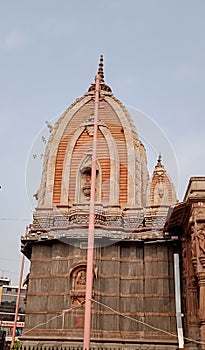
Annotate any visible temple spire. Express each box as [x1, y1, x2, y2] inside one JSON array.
[[157, 153, 162, 167], [97, 55, 105, 82], [150, 154, 177, 205], [88, 55, 112, 93]]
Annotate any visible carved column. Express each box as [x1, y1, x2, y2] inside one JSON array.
[[198, 274, 205, 349], [182, 236, 199, 342], [192, 203, 205, 349]]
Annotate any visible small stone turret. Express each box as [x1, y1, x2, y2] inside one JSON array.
[[150, 154, 177, 206]]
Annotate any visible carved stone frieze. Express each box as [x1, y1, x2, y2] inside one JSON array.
[[81, 116, 107, 137], [190, 224, 197, 269], [20, 345, 177, 350], [53, 215, 70, 227], [190, 219, 205, 269], [123, 217, 144, 228], [197, 222, 205, 260], [23, 208, 167, 248]]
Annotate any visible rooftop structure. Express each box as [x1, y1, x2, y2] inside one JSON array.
[[0, 278, 25, 343]]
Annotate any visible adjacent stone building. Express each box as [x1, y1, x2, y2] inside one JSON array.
[[0, 277, 25, 343], [165, 177, 205, 350], [20, 57, 205, 350]]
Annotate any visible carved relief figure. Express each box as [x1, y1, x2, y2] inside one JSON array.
[[81, 167, 92, 199], [158, 180, 164, 199], [196, 223, 205, 255], [70, 266, 87, 306], [76, 151, 101, 203], [182, 244, 187, 276], [153, 179, 168, 205], [191, 225, 197, 259], [75, 269, 86, 290], [80, 166, 99, 202]]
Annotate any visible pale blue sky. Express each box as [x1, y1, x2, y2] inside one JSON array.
[[0, 0, 205, 283]]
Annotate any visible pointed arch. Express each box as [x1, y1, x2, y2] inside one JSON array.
[[60, 127, 85, 204], [38, 96, 91, 207], [60, 125, 120, 206]]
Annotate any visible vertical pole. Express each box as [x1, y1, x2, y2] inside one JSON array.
[[11, 254, 25, 349], [174, 253, 184, 349], [83, 74, 100, 350]]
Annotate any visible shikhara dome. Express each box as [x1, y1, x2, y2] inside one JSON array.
[[37, 55, 176, 211]]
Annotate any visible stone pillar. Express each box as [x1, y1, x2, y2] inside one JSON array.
[[198, 274, 205, 350], [192, 203, 205, 349], [182, 237, 199, 344]]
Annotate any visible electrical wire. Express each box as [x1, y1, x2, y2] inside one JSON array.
[[22, 302, 84, 335], [90, 298, 205, 346], [91, 298, 178, 338], [20, 296, 205, 346]]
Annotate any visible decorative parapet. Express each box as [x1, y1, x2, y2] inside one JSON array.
[[21, 204, 171, 260], [122, 208, 144, 228], [31, 205, 169, 232], [145, 205, 170, 228]]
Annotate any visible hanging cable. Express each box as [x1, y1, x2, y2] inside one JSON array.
[[91, 298, 205, 346], [22, 302, 84, 335], [19, 297, 205, 346]]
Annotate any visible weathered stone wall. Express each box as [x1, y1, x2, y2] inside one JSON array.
[[21, 240, 178, 349]]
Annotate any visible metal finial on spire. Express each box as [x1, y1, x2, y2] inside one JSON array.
[[157, 153, 162, 165], [88, 55, 112, 93], [155, 153, 164, 168], [97, 54, 104, 82]]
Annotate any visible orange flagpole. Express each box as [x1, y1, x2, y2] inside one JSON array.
[[11, 227, 27, 349], [83, 73, 100, 350]]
